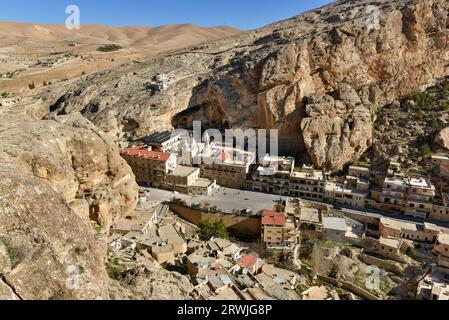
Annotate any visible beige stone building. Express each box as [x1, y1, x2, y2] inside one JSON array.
[[434, 233, 449, 269], [200, 145, 255, 189], [379, 217, 441, 243], [324, 182, 367, 209], [143, 130, 187, 153], [404, 177, 435, 218], [377, 176, 435, 218], [261, 210, 296, 250], [247, 155, 295, 196], [417, 268, 449, 300], [288, 166, 330, 201], [121, 147, 177, 188], [363, 237, 405, 262], [348, 165, 371, 180], [430, 193, 449, 222], [165, 165, 200, 193]]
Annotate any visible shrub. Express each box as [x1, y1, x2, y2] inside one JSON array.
[[275, 204, 286, 212], [419, 143, 432, 157], [97, 44, 122, 52], [1, 92, 8, 98], [441, 100, 449, 111], [410, 92, 437, 111], [28, 82, 35, 90], [1, 239, 19, 264], [106, 266, 119, 280], [416, 110, 425, 121]]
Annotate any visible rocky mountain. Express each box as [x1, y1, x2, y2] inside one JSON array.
[[1, 0, 449, 300], [45, 0, 449, 170]]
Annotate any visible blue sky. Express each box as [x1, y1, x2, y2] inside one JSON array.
[[0, 0, 333, 30]]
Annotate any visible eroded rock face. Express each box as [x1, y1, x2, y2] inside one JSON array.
[[301, 84, 373, 169], [0, 113, 138, 229], [0, 164, 109, 300], [45, 0, 449, 170]]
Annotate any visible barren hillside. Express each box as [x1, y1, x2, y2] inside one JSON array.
[[0, 22, 240, 93]]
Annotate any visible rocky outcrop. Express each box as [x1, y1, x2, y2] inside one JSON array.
[[0, 112, 138, 229], [301, 84, 373, 169], [0, 98, 139, 299], [0, 163, 109, 299], [108, 259, 194, 300], [435, 127, 449, 150], [45, 0, 449, 170]]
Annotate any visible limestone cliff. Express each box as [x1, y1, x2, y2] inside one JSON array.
[[0, 94, 139, 299], [46, 0, 449, 170]]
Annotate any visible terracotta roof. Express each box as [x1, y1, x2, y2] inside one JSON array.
[[240, 253, 258, 269], [121, 147, 172, 162], [261, 210, 285, 226]]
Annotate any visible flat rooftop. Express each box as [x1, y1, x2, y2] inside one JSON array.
[[380, 217, 419, 232], [438, 233, 449, 245], [191, 178, 215, 188], [299, 207, 321, 224], [325, 182, 367, 196], [432, 155, 449, 160], [379, 237, 402, 249], [169, 165, 199, 177], [121, 147, 172, 162], [157, 224, 184, 245], [143, 131, 183, 144], [323, 217, 347, 232], [291, 170, 325, 181], [349, 165, 370, 172], [407, 177, 434, 189]]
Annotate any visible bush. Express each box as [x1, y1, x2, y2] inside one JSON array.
[[97, 44, 122, 52], [1, 239, 19, 264], [410, 92, 437, 111], [1, 92, 8, 98], [419, 143, 432, 157], [28, 82, 35, 90], [416, 110, 425, 121], [106, 266, 120, 280]]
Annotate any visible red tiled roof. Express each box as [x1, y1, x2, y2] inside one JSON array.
[[121, 147, 172, 162], [261, 210, 285, 226], [240, 253, 258, 269]]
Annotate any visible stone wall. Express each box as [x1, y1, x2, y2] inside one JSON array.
[[358, 253, 404, 276], [169, 204, 261, 239]]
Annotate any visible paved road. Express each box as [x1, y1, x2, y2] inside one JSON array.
[[143, 187, 285, 214], [143, 187, 449, 229]]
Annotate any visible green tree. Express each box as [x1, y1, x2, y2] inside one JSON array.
[[198, 219, 229, 240], [28, 82, 35, 90]]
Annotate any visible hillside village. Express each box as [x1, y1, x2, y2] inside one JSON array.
[[106, 127, 449, 300]]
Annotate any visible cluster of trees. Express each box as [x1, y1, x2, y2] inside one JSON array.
[[198, 219, 229, 240], [97, 44, 122, 52]]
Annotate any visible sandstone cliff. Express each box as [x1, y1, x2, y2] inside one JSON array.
[[46, 0, 449, 170]]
